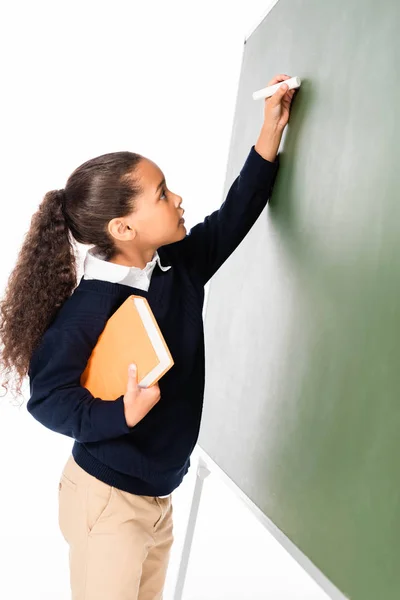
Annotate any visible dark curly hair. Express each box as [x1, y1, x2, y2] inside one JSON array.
[[0, 150, 144, 404]]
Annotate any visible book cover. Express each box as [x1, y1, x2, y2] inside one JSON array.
[[80, 295, 174, 398]]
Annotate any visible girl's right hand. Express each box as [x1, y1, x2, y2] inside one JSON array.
[[123, 364, 161, 427], [262, 73, 296, 132]]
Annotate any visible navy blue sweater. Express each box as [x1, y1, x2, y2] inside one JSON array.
[[27, 145, 279, 496]]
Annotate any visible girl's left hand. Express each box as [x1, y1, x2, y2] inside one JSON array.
[[263, 74, 296, 132]]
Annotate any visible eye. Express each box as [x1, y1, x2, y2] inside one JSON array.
[[160, 188, 168, 200]]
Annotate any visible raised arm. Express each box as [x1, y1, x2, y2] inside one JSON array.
[[170, 143, 280, 286]]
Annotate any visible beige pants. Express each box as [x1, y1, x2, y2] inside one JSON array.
[[58, 455, 174, 600]]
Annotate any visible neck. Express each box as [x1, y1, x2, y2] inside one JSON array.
[[108, 247, 157, 269]]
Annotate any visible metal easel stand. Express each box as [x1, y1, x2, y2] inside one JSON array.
[[173, 456, 211, 600]]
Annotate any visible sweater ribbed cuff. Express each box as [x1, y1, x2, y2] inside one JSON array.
[[240, 145, 280, 188], [91, 395, 132, 439]]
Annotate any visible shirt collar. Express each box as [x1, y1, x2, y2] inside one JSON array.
[[83, 246, 171, 284]]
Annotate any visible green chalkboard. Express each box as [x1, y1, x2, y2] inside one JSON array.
[[198, 1, 400, 598]]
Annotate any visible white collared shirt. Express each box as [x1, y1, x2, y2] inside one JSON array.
[[83, 246, 171, 291]]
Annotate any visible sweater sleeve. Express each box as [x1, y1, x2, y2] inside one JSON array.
[[172, 145, 280, 286], [27, 323, 133, 442]]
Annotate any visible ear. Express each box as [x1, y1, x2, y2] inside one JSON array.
[[108, 218, 136, 241]]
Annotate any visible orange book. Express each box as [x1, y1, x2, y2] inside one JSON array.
[[80, 295, 174, 398]]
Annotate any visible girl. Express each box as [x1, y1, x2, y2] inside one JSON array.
[[0, 74, 295, 600]]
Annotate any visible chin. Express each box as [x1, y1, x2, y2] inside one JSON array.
[[164, 226, 186, 246]]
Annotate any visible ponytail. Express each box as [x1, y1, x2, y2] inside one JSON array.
[[0, 188, 77, 402]]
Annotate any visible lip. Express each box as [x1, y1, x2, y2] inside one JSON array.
[[179, 217, 185, 224]]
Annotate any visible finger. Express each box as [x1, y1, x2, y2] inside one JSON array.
[[282, 87, 295, 100], [127, 363, 138, 390], [286, 90, 295, 102], [269, 82, 289, 106], [266, 74, 291, 87]]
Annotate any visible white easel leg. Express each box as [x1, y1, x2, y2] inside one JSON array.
[[173, 457, 211, 600]]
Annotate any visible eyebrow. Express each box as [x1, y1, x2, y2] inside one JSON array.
[[155, 178, 166, 194]]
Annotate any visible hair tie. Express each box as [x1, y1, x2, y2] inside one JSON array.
[[59, 189, 67, 215]]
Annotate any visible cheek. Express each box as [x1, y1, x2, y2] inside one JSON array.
[[164, 205, 176, 222]]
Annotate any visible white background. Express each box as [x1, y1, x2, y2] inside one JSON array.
[[0, 1, 330, 598]]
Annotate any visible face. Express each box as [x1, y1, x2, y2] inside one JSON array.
[[126, 157, 186, 249]]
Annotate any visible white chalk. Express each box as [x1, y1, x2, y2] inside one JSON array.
[[252, 76, 301, 100]]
